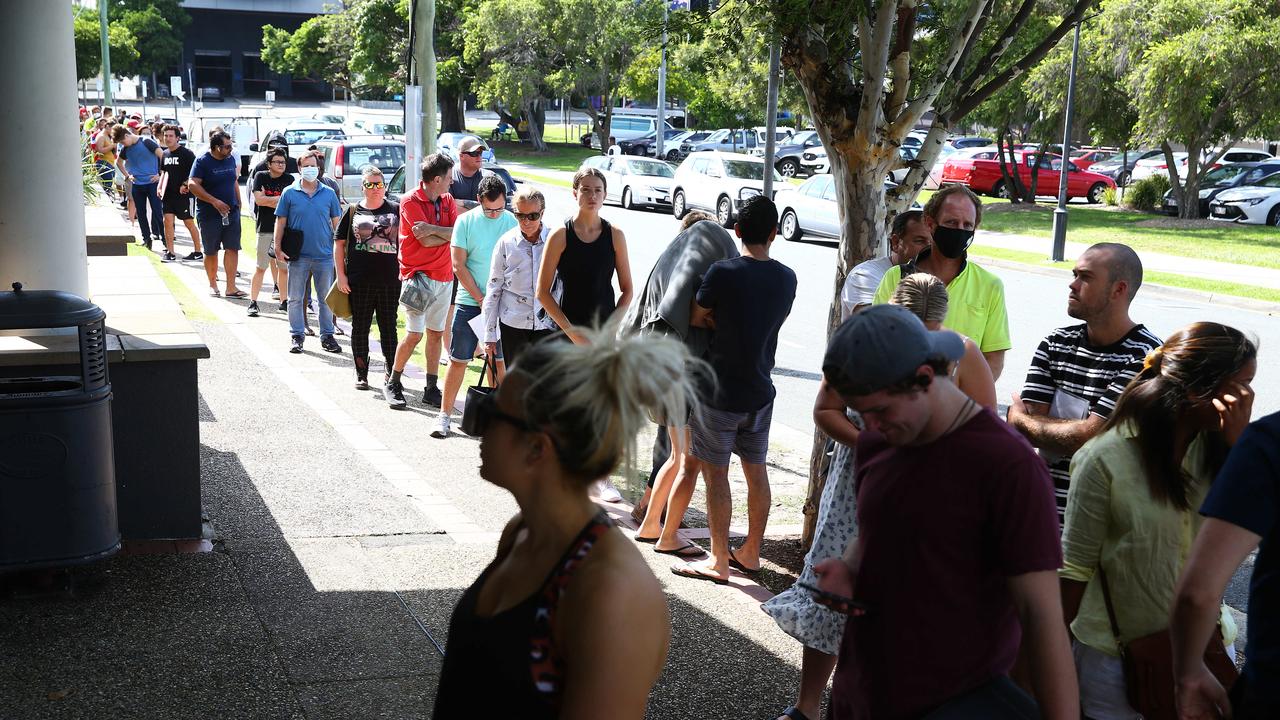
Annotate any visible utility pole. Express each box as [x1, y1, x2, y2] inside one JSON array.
[[98, 0, 112, 107], [411, 0, 437, 159], [762, 42, 781, 198], [1051, 19, 1082, 263], [656, 1, 669, 159]]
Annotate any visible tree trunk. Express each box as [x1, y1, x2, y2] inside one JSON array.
[[593, 101, 616, 153], [439, 85, 464, 132], [524, 98, 549, 152], [1163, 140, 1189, 218], [1179, 146, 1202, 220], [996, 127, 1019, 201]]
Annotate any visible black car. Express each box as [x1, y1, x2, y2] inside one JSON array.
[[619, 129, 686, 157], [1161, 161, 1280, 216], [771, 129, 825, 177], [1088, 149, 1163, 186]]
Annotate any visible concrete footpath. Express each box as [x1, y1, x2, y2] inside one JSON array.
[[0, 225, 809, 718]]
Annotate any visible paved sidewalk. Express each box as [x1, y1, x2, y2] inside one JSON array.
[[0, 222, 811, 718]]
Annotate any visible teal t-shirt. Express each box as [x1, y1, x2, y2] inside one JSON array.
[[452, 207, 517, 306]]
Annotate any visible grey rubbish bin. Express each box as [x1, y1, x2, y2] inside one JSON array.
[[0, 282, 119, 570]]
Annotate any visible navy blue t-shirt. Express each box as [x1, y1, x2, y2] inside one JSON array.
[[695, 255, 797, 412], [1201, 411, 1280, 705], [190, 152, 241, 211]]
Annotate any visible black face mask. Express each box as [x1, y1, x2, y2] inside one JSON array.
[[931, 225, 975, 259]]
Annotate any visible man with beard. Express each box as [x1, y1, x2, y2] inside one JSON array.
[[872, 184, 1011, 379], [1006, 243, 1160, 523]]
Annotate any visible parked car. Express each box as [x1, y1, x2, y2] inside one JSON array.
[[670, 151, 781, 227], [924, 145, 961, 189], [1208, 172, 1280, 225], [888, 147, 918, 185], [775, 176, 922, 242], [345, 118, 404, 137], [579, 154, 676, 210], [1069, 150, 1116, 171], [312, 112, 347, 124], [312, 137, 406, 203], [1133, 147, 1275, 183], [436, 132, 497, 164], [1087, 149, 1161, 185], [1161, 161, 1280, 216], [801, 146, 829, 175], [387, 163, 518, 208], [769, 129, 825, 177], [941, 148, 1115, 202], [247, 121, 346, 180], [948, 135, 994, 149], [902, 132, 927, 148], [581, 115, 676, 149], [618, 128, 686, 157], [685, 128, 764, 154], [186, 113, 264, 178]]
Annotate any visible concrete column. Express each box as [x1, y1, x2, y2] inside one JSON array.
[[0, 2, 89, 299]]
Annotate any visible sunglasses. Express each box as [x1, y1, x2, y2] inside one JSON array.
[[461, 149, 485, 157], [481, 206, 505, 217], [464, 391, 536, 437], [363, 180, 386, 189], [513, 211, 542, 222]]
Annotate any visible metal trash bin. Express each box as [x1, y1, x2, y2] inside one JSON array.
[[0, 282, 119, 570]]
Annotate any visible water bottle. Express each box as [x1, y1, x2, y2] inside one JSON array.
[[220, 211, 230, 227]]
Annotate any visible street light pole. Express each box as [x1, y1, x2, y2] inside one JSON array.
[[1050, 19, 1082, 262], [656, 2, 668, 159], [98, 0, 112, 107], [762, 42, 780, 198]]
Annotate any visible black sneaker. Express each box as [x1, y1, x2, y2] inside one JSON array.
[[247, 301, 260, 317], [279, 299, 288, 313], [422, 385, 442, 408], [384, 379, 407, 408], [163, 251, 177, 262], [184, 251, 204, 261], [321, 336, 341, 353], [355, 376, 369, 390], [289, 336, 304, 354]]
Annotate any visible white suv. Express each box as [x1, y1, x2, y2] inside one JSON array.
[[670, 151, 781, 227]]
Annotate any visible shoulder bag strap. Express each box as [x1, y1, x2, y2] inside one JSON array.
[[1096, 565, 1125, 642]]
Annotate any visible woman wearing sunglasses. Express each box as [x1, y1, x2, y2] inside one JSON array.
[[433, 324, 702, 719], [483, 186, 560, 369], [334, 164, 401, 389]]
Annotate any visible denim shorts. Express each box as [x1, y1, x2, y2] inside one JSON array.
[[449, 303, 502, 362], [197, 207, 242, 254]]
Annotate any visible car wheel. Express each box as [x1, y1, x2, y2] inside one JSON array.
[[991, 180, 1010, 199], [666, 150, 680, 162], [716, 196, 733, 227], [672, 190, 687, 219], [1087, 183, 1107, 204], [622, 187, 633, 210], [780, 209, 802, 242], [1268, 205, 1280, 227], [777, 158, 800, 177], [1117, 171, 1131, 187]]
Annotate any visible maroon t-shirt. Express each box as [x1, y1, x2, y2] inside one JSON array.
[[830, 409, 1062, 720]]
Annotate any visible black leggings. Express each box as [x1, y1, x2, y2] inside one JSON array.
[[498, 322, 555, 371], [349, 284, 399, 379]]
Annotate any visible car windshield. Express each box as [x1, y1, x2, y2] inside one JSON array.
[[791, 130, 819, 145], [723, 160, 780, 181], [626, 159, 675, 177], [285, 129, 341, 145], [1259, 173, 1280, 189], [1203, 165, 1249, 186], [369, 124, 403, 135]]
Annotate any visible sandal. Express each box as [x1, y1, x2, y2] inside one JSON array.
[[775, 706, 812, 720], [729, 548, 761, 575], [634, 535, 659, 544], [670, 563, 728, 585], [209, 288, 221, 297], [654, 542, 705, 558], [225, 289, 248, 298]]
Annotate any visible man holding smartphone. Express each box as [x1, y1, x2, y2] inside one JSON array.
[[813, 305, 1078, 720]]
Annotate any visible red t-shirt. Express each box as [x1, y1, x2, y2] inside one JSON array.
[[397, 187, 458, 282], [830, 409, 1062, 720]]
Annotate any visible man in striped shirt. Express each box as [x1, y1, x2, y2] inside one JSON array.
[[1007, 243, 1161, 523]]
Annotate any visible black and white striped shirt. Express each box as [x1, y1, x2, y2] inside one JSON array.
[[1021, 323, 1163, 521]]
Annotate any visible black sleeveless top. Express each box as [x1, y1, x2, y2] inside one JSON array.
[[432, 512, 613, 718], [557, 218, 617, 327]]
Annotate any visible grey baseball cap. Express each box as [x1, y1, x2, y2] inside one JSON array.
[[823, 304, 965, 396]]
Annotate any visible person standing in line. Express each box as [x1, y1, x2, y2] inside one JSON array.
[[1060, 323, 1255, 719], [536, 166, 634, 502], [840, 209, 932, 317], [273, 152, 344, 354], [91, 118, 118, 200], [434, 175, 516, 439], [112, 124, 165, 251], [482, 187, 559, 371], [187, 131, 245, 298], [432, 327, 695, 720], [246, 148, 294, 318], [156, 125, 200, 263], [815, 304, 1078, 720], [334, 165, 401, 389], [872, 184, 1011, 379], [441, 136, 497, 362], [670, 196, 797, 584], [385, 153, 458, 409], [1172, 408, 1276, 720], [1008, 242, 1161, 524]]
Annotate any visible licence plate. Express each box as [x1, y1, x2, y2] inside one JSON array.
[[1212, 206, 1229, 216]]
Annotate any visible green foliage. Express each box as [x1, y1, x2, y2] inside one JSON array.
[[463, 0, 566, 116], [350, 0, 410, 98], [1124, 174, 1170, 211], [1102, 186, 1119, 206], [262, 13, 355, 92], [1025, 18, 1137, 149], [72, 10, 139, 82], [115, 7, 185, 77]]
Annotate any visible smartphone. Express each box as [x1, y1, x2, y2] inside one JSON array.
[[796, 581, 869, 612]]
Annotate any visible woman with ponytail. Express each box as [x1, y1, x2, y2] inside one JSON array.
[[1059, 322, 1257, 719], [433, 323, 704, 719]]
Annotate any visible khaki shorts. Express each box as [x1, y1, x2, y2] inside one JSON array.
[[255, 232, 283, 271], [402, 275, 452, 333]]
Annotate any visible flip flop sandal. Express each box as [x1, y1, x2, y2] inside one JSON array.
[[655, 542, 705, 558], [774, 706, 813, 720], [209, 288, 221, 297], [670, 563, 729, 585], [634, 535, 660, 544], [225, 290, 248, 298], [729, 548, 761, 575]]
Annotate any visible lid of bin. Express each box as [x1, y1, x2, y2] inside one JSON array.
[[0, 283, 105, 330]]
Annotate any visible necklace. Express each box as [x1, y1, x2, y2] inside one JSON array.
[[940, 396, 976, 438]]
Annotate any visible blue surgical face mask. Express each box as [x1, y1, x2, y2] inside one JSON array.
[[300, 166, 320, 181]]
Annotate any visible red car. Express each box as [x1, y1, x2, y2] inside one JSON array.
[[941, 149, 1116, 203], [1069, 150, 1115, 171]]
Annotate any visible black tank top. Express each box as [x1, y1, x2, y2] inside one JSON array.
[[432, 512, 612, 718], [557, 218, 617, 327]]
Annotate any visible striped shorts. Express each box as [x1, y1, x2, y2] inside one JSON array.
[[690, 401, 774, 466]]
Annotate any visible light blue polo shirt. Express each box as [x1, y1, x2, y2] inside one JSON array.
[[451, 207, 517, 306], [275, 180, 342, 260]]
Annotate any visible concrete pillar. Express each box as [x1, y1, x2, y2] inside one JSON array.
[[0, 2, 89, 299]]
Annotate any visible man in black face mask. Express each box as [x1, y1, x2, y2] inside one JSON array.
[[872, 184, 1011, 379]]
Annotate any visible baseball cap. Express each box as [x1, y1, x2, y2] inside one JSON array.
[[458, 136, 487, 153], [126, 119, 140, 129], [822, 304, 965, 397]]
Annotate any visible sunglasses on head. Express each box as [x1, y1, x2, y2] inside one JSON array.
[[461, 149, 485, 157], [363, 180, 386, 189], [513, 211, 542, 222]]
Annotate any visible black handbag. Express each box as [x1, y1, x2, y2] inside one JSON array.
[[460, 354, 499, 437], [280, 227, 305, 259]]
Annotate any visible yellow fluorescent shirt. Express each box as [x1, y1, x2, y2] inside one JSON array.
[[872, 262, 1012, 353], [1060, 424, 1237, 656]]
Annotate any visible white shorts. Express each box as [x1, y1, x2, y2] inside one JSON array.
[[402, 275, 452, 333]]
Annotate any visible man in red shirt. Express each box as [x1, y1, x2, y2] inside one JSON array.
[[386, 153, 458, 409]]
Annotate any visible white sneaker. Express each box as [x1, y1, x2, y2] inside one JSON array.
[[430, 412, 451, 439], [594, 479, 623, 503]]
